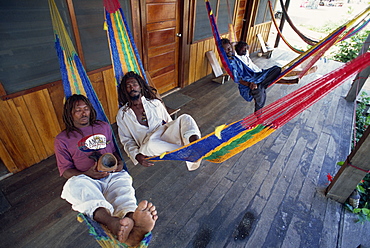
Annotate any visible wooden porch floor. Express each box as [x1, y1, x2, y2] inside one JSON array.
[[1, 48, 370, 248]]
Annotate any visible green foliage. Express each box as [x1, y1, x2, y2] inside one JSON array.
[[336, 161, 345, 166], [300, 5, 369, 63], [345, 173, 370, 223], [331, 30, 370, 63], [344, 93, 370, 223], [354, 92, 370, 147]]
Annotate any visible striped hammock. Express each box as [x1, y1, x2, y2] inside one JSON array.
[[48, 0, 125, 169], [77, 213, 152, 248], [104, 0, 148, 88]]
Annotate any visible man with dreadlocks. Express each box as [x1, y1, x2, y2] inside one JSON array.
[[54, 94, 157, 246], [116, 71, 201, 171]]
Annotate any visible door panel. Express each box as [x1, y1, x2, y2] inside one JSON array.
[[148, 51, 175, 72], [148, 28, 176, 47], [143, 0, 179, 94]]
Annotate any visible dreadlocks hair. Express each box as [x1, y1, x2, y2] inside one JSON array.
[[62, 94, 99, 138], [118, 71, 159, 108]]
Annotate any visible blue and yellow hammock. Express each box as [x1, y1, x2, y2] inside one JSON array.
[[77, 213, 152, 248], [103, 0, 148, 86], [49, 0, 147, 247]]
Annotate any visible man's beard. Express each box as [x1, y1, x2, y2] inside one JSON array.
[[130, 92, 140, 101]]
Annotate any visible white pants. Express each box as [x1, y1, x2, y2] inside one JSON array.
[[139, 114, 202, 170], [139, 114, 201, 156], [61, 171, 137, 219]]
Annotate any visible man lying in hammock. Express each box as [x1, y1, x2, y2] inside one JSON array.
[[54, 94, 157, 246], [234, 41, 318, 77], [222, 38, 298, 113], [116, 71, 202, 171]]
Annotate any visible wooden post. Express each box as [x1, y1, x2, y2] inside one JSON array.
[[345, 33, 370, 102], [326, 126, 370, 203], [274, 0, 291, 48]]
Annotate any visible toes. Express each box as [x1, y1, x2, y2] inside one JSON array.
[[146, 202, 153, 210], [148, 204, 156, 212], [120, 217, 134, 227], [150, 209, 157, 216], [117, 218, 134, 243], [137, 200, 148, 210]]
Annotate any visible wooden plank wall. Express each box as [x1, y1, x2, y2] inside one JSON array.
[[246, 22, 272, 53], [186, 0, 247, 85], [188, 38, 217, 86], [0, 68, 118, 174]]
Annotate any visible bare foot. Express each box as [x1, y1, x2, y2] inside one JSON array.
[[107, 217, 134, 243], [93, 208, 134, 243], [125, 200, 158, 246]]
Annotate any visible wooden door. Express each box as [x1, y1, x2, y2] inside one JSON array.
[[142, 0, 180, 94]]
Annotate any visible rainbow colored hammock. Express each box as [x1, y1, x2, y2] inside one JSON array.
[[48, 1, 153, 247], [149, 52, 370, 163], [48, 0, 125, 170], [104, 0, 148, 88], [77, 213, 152, 248]]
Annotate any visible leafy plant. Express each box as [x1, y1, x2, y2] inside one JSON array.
[[343, 92, 370, 222], [345, 173, 370, 223], [331, 30, 370, 63], [354, 92, 370, 147]]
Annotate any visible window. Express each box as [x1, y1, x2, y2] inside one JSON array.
[[0, 0, 132, 95], [254, 0, 277, 25], [0, 0, 66, 94], [74, 0, 132, 71], [193, 0, 236, 42]]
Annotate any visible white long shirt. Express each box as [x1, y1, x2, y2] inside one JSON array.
[[235, 50, 262, 73], [116, 97, 172, 164]]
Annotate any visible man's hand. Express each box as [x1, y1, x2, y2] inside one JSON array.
[[136, 154, 154, 167], [248, 82, 258, 90], [113, 160, 124, 172], [84, 163, 109, 179], [240, 80, 258, 90]]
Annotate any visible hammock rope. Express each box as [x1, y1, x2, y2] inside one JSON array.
[[278, 0, 319, 46], [268, 1, 305, 54], [269, 2, 370, 54]]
